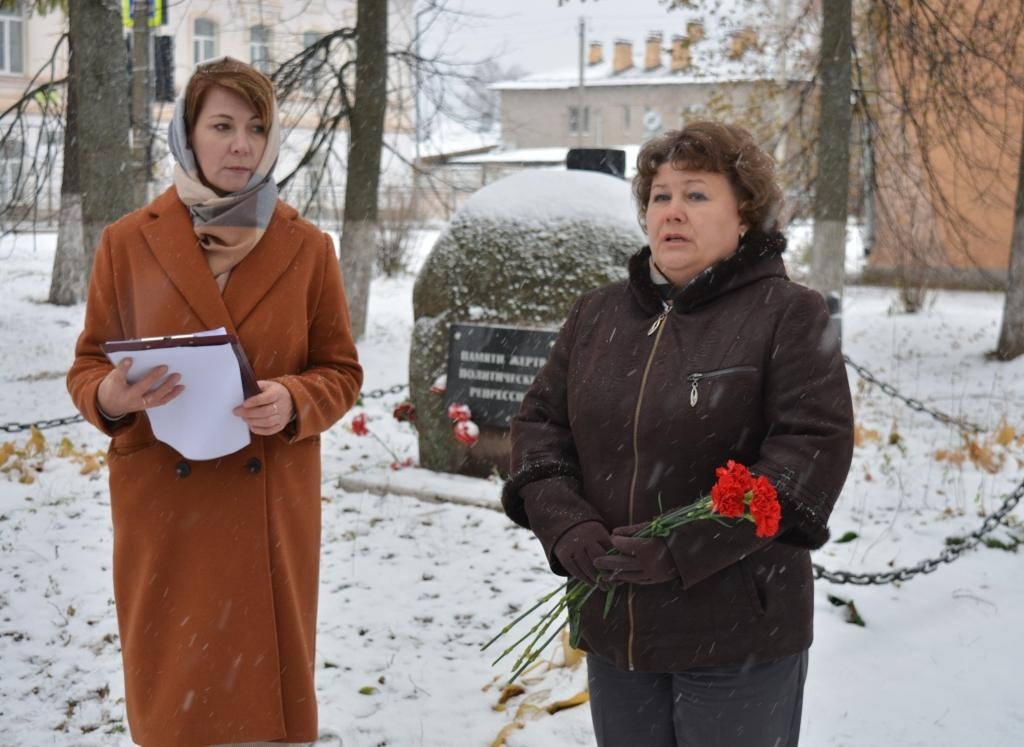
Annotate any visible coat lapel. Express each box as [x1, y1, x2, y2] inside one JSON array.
[[141, 188, 237, 334], [221, 201, 303, 329], [140, 191, 305, 335]]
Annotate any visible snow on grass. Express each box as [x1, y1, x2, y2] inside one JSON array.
[[0, 231, 1022, 745]]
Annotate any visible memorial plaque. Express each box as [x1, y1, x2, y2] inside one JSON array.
[[445, 323, 558, 428]]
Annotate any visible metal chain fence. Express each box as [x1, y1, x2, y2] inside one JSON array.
[[813, 355, 1017, 585], [357, 383, 408, 401], [2, 413, 85, 434], [1, 384, 410, 434], [813, 477, 1023, 585], [4, 361, 1021, 585], [843, 354, 984, 435]]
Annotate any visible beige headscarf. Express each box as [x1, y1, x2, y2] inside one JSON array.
[[168, 57, 282, 291]]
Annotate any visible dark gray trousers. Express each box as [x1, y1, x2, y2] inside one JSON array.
[[586, 650, 808, 747]]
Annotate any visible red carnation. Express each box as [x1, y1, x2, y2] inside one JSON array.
[[710, 460, 753, 517], [453, 419, 480, 446], [351, 412, 369, 436], [393, 402, 416, 423], [447, 403, 472, 422], [722, 460, 754, 491], [710, 474, 746, 517], [749, 475, 781, 537]]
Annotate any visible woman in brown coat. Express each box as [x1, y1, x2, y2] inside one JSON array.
[[67, 58, 362, 746], [503, 122, 854, 746]]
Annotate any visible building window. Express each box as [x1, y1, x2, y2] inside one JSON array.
[[303, 150, 329, 212], [0, 138, 23, 205], [568, 105, 590, 135], [0, 3, 24, 75], [302, 30, 325, 93], [250, 25, 271, 72], [622, 105, 631, 132], [193, 18, 217, 65]]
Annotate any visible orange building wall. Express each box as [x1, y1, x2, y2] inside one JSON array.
[[866, 1, 1023, 287]]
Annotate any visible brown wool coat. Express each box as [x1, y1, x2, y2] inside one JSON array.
[[503, 231, 854, 673], [67, 187, 363, 747]]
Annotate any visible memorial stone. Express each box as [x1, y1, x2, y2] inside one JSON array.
[[410, 167, 645, 477]]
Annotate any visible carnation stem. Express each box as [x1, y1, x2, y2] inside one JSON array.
[[509, 579, 594, 674], [369, 432, 402, 463], [494, 595, 568, 668], [509, 594, 569, 667], [480, 581, 567, 652], [507, 619, 570, 685]]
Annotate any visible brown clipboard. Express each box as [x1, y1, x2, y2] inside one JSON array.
[[101, 333, 260, 399]]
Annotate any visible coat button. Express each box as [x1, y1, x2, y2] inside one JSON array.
[[175, 461, 191, 478], [245, 457, 262, 474]]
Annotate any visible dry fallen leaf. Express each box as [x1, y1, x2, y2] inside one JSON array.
[[545, 689, 589, 715], [489, 721, 523, 747], [493, 683, 525, 710], [79, 456, 102, 475], [994, 420, 1017, 447], [853, 423, 881, 447], [559, 627, 585, 669], [26, 427, 46, 457]]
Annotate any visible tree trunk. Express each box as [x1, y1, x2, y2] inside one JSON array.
[[131, 0, 152, 207], [809, 0, 852, 320], [339, 0, 388, 339], [76, 0, 133, 285], [995, 119, 1024, 360], [48, 25, 82, 304]]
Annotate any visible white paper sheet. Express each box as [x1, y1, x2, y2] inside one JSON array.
[[105, 328, 252, 460]]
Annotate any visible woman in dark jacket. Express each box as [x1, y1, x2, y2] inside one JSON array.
[[502, 122, 854, 746]]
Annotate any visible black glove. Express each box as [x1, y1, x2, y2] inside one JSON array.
[[592, 525, 679, 585], [553, 521, 613, 587]]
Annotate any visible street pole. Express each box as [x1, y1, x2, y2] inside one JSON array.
[[412, 2, 432, 224], [131, 0, 152, 207], [577, 16, 585, 148], [773, 0, 789, 164]]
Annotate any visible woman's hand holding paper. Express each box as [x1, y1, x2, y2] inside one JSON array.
[[97, 357, 184, 419], [233, 380, 295, 436]]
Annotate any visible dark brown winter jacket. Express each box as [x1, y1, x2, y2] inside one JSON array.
[[502, 230, 855, 672]]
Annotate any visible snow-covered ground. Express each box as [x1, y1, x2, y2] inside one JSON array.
[[1, 231, 1022, 746]]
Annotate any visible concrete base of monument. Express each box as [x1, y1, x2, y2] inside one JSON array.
[[448, 426, 511, 478], [333, 466, 503, 512]]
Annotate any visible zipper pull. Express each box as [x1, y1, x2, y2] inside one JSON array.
[[688, 374, 701, 407], [646, 302, 673, 336]]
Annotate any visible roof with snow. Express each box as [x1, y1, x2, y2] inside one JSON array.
[[491, 58, 792, 91], [492, 2, 813, 91]]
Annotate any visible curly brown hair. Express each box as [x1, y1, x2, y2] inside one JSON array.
[[632, 121, 783, 233], [184, 57, 275, 138]]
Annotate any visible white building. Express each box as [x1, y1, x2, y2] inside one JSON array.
[[418, 3, 815, 220], [0, 0, 417, 229]]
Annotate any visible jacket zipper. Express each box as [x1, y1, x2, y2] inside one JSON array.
[[626, 300, 672, 670], [687, 365, 758, 407], [646, 305, 671, 336]]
